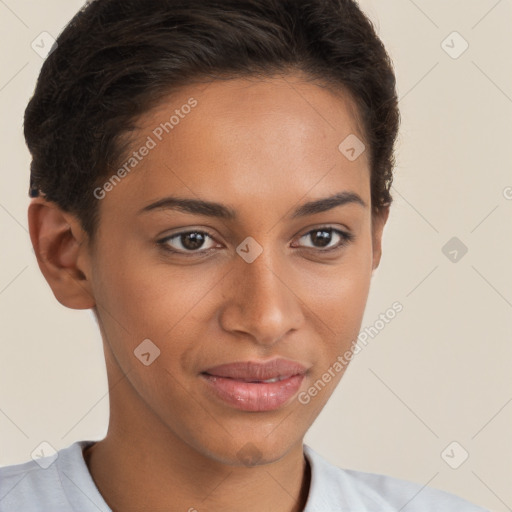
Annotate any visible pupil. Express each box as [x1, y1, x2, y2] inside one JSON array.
[[311, 229, 331, 247], [182, 232, 205, 250]]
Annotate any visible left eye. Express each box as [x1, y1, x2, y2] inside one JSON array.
[[157, 227, 353, 255], [294, 227, 354, 251]]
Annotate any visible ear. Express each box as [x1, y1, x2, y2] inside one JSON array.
[[371, 205, 390, 271], [27, 197, 96, 309]]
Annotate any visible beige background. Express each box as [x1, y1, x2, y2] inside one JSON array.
[[1, 1, 511, 511]]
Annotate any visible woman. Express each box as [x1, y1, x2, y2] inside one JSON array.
[[0, 0, 488, 510]]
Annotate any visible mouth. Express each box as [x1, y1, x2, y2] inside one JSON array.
[[200, 358, 308, 412]]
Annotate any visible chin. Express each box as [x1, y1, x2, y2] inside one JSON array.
[[197, 431, 302, 468]]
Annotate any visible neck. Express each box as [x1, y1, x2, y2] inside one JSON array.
[[84, 435, 311, 512]]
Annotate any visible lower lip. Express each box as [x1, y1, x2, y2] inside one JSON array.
[[201, 373, 305, 412]]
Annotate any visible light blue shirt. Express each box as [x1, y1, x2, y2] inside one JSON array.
[[0, 440, 489, 511]]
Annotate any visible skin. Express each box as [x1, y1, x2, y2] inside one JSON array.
[[28, 73, 389, 512]]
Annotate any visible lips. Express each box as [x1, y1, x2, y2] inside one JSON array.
[[200, 358, 308, 412], [202, 359, 308, 382]]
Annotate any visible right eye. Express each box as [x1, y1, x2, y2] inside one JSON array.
[[157, 230, 220, 256]]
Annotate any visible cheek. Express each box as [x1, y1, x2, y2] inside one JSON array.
[[91, 241, 226, 372], [92, 232, 213, 328], [310, 237, 373, 354]]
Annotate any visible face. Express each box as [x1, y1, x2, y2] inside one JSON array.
[[52, 74, 387, 466]]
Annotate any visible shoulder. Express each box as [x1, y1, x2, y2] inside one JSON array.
[[0, 441, 106, 512], [303, 445, 490, 512], [0, 450, 66, 511]]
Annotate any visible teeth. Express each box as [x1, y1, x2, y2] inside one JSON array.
[[257, 375, 291, 383]]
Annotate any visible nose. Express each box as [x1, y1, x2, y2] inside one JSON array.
[[218, 244, 305, 347]]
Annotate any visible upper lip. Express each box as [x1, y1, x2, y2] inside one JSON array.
[[202, 358, 308, 381]]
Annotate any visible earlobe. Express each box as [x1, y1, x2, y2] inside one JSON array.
[[27, 198, 96, 310]]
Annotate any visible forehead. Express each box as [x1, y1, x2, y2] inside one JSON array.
[[102, 74, 370, 217]]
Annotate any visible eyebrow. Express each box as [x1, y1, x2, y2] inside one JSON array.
[[138, 191, 367, 220]]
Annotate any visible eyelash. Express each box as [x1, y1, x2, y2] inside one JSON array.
[[156, 226, 354, 258]]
